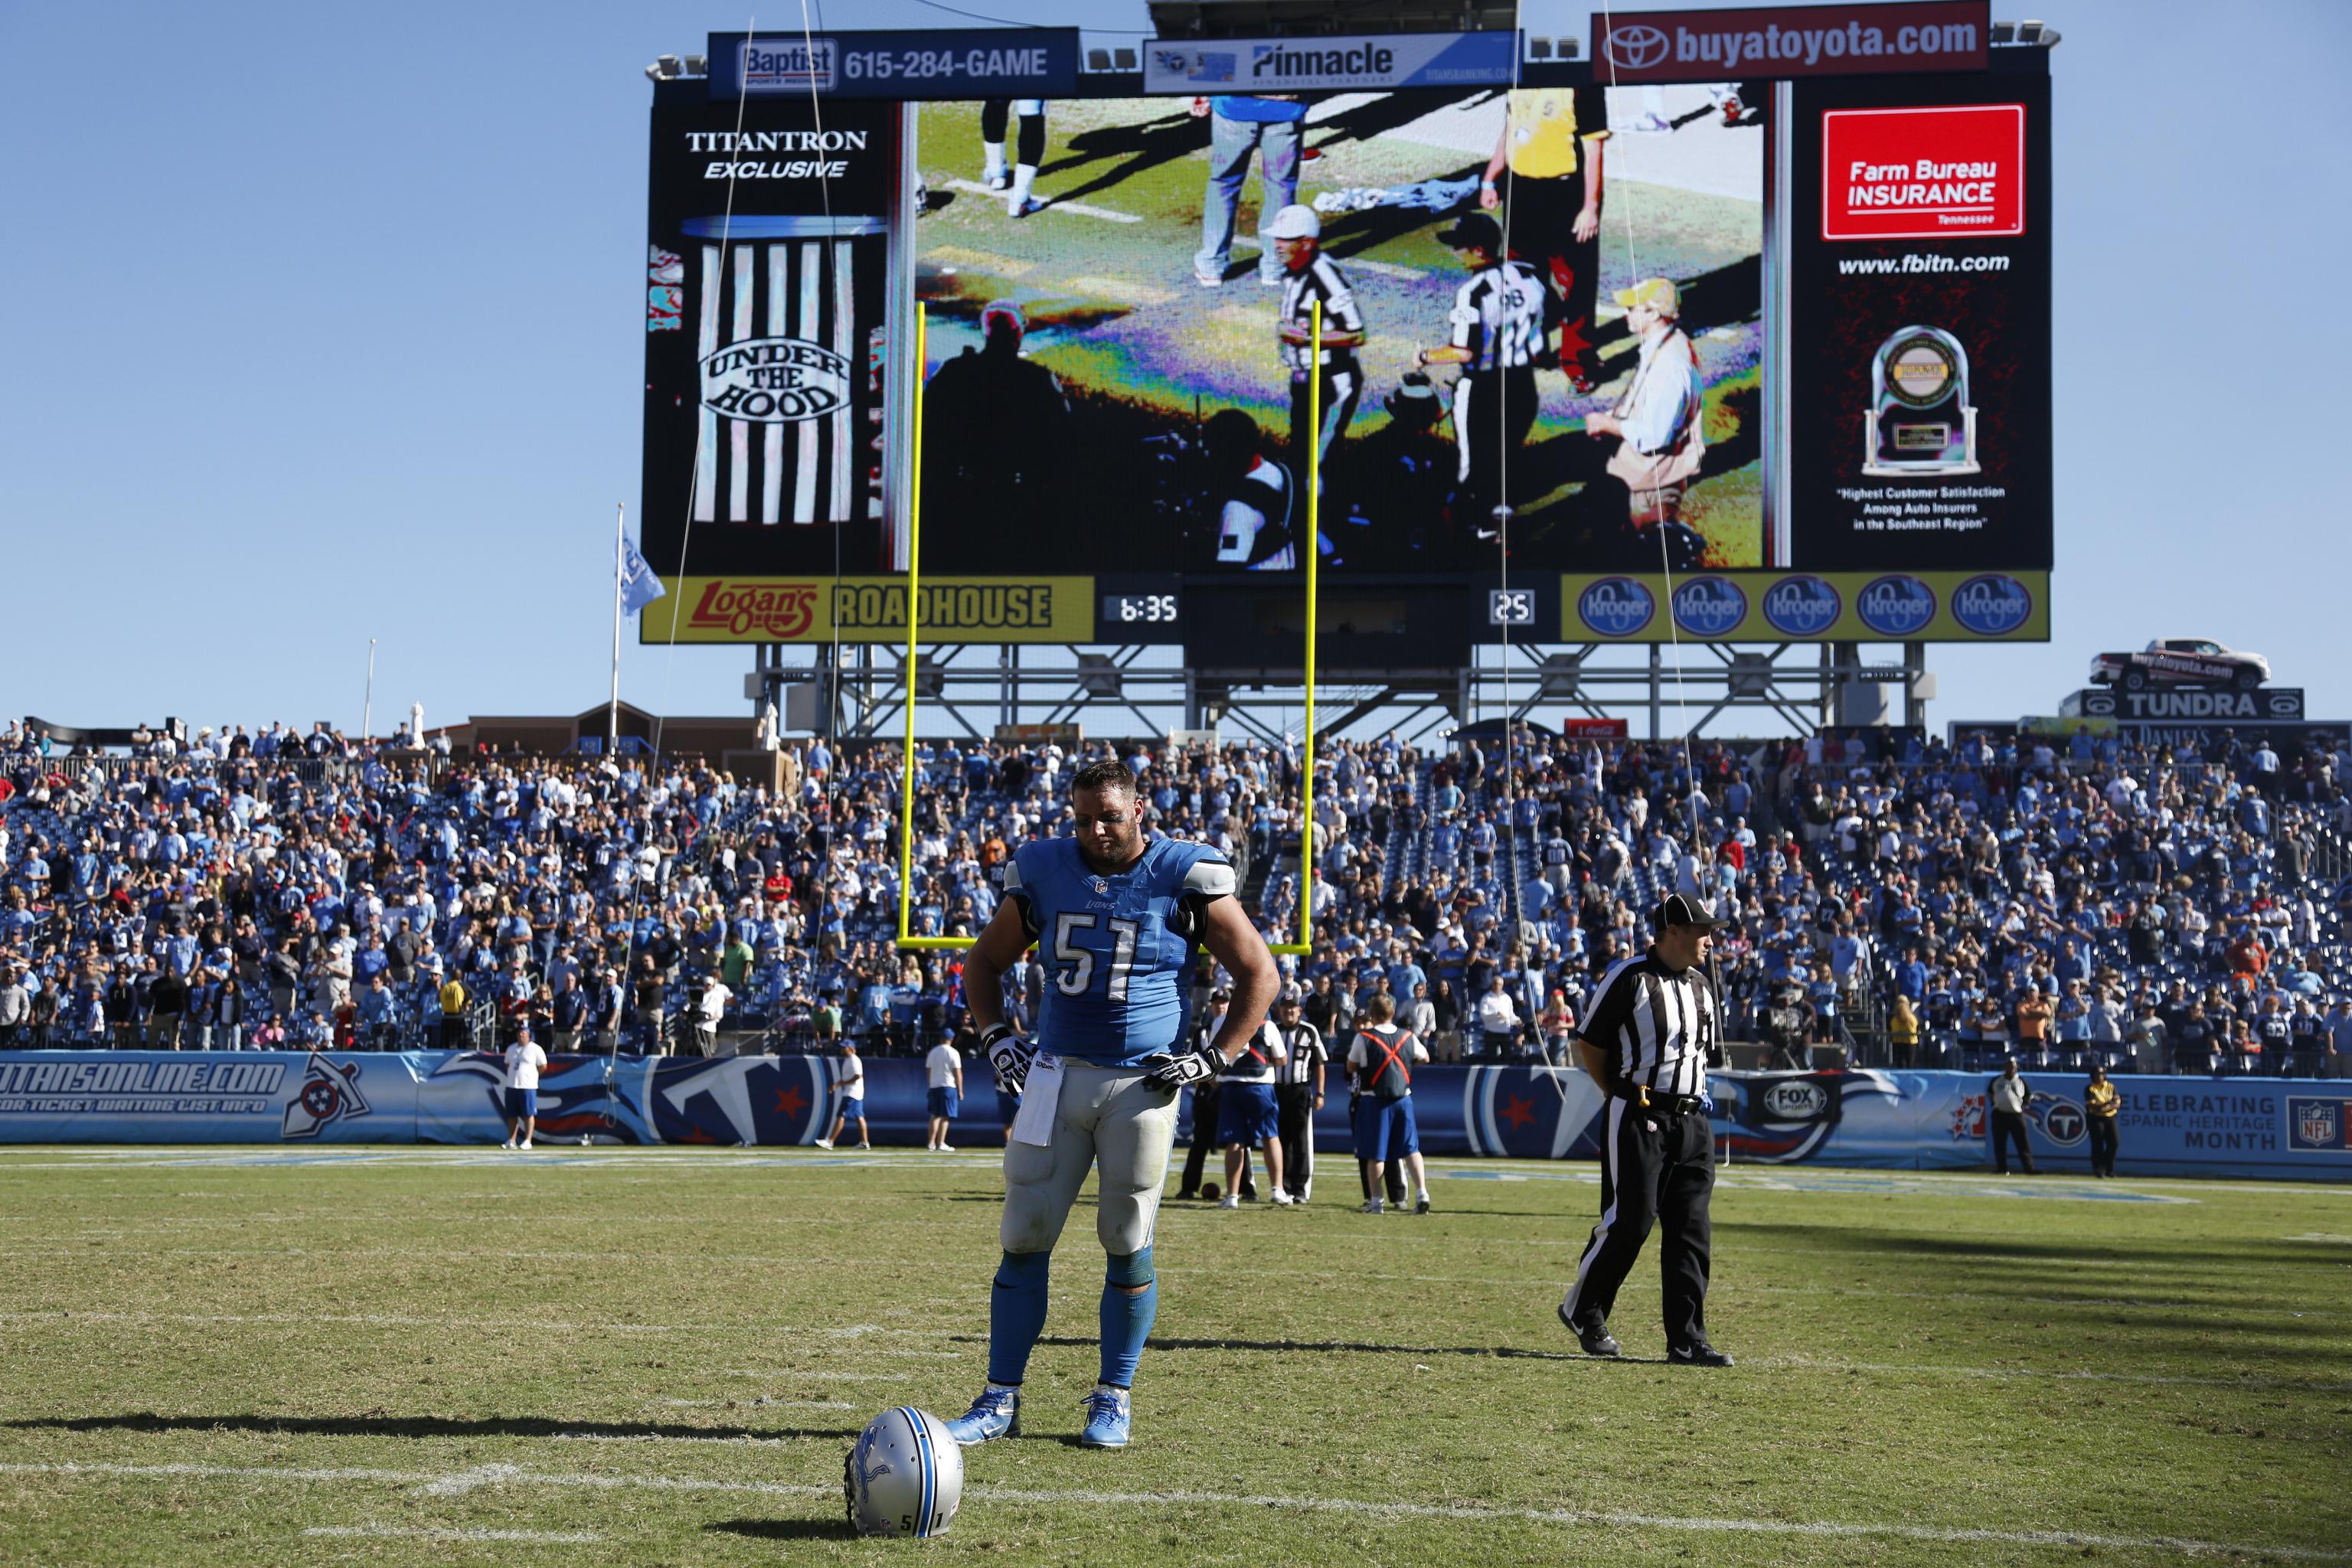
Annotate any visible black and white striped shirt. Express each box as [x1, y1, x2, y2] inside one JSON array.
[[1578, 952, 1718, 1099], [1274, 1020, 1326, 1086], [1447, 260, 1548, 373], [1279, 254, 1366, 375]]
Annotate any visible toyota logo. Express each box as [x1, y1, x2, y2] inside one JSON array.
[[1604, 24, 1670, 69]]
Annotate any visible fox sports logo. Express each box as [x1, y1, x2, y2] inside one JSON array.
[[1857, 574, 1937, 637], [1579, 577, 1656, 637], [1762, 575, 1841, 637], [1671, 577, 1747, 638], [1950, 573, 2032, 635]]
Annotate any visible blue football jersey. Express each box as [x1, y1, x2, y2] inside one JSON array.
[[1004, 836, 1235, 1067]]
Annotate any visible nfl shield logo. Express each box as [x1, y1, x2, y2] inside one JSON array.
[[2295, 1099, 2341, 1149], [1092, 878, 1109, 895]]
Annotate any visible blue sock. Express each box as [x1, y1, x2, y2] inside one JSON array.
[[987, 1251, 1051, 1387], [1099, 1248, 1158, 1390]]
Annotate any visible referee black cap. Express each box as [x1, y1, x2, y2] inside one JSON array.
[[1437, 212, 1502, 253], [1658, 893, 1727, 930]]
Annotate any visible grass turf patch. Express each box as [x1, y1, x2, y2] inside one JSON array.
[[0, 1146, 2346, 1565]]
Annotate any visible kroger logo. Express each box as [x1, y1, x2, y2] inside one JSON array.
[[1857, 574, 1937, 637], [1762, 1080, 1831, 1119], [1579, 577, 1655, 638], [1762, 575, 1841, 637], [1671, 577, 1747, 638], [1603, 23, 1671, 69], [1950, 573, 2033, 636]]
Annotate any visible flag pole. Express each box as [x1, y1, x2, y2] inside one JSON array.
[[609, 503, 626, 755]]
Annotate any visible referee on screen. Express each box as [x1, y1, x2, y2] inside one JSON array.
[[1560, 893, 1733, 1367]]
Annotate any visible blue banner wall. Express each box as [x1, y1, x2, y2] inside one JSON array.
[[2, 1054, 2346, 1180]]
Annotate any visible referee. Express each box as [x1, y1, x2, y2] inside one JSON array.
[[1417, 213, 1547, 541], [1271, 984, 1327, 1203], [1560, 893, 1733, 1367], [1272, 205, 1366, 511]]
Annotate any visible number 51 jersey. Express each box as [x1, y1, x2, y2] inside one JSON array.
[[1004, 837, 1236, 1068]]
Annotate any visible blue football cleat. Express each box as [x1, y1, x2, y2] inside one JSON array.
[[1076, 1383, 1132, 1449], [944, 1383, 1021, 1446]]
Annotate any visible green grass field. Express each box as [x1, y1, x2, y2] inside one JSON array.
[[1, 1145, 2346, 1565]]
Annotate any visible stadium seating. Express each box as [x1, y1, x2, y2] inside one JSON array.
[[0, 720, 2344, 1076]]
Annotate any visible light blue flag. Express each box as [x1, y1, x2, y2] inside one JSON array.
[[619, 537, 667, 614]]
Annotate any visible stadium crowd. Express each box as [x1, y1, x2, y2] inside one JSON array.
[[0, 716, 2347, 1079]]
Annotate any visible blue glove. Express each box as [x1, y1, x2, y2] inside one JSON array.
[[981, 1023, 1034, 1097], [1698, 1090, 1717, 1115], [1142, 1048, 1219, 1093]]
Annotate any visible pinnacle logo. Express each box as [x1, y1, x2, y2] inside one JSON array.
[[688, 582, 820, 639]]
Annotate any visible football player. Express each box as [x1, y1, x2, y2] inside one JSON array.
[[944, 758, 1279, 1449]]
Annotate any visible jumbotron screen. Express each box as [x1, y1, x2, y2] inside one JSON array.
[[639, 51, 2050, 645]]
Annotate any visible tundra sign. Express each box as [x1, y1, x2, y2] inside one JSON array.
[[2069, 688, 2305, 723]]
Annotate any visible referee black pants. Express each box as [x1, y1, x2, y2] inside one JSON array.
[[1564, 1097, 1714, 1350], [1452, 366, 1538, 529], [1990, 1109, 2037, 1174], [1276, 1083, 1315, 1197]]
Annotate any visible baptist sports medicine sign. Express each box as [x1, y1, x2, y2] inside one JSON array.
[[1594, 1, 1988, 83], [1143, 31, 1516, 93]]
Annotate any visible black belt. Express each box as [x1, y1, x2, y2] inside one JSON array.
[[1614, 1089, 1704, 1116]]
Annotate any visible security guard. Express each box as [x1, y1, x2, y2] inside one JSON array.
[[2084, 1063, 2119, 1178], [1271, 985, 1328, 1203], [1560, 893, 1732, 1365]]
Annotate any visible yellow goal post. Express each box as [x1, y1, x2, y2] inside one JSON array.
[[893, 301, 1322, 960]]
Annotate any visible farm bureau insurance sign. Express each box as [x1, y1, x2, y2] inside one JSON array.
[[1594, 0, 1988, 84]]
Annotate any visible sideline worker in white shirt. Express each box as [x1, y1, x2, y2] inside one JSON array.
[[816, 1040, 867, 1150], [926, 1036, 965, 1152], [502, 1024, 549, 1151]]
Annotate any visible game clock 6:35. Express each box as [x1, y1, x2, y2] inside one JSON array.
[[1102, 592, 1179, 626]]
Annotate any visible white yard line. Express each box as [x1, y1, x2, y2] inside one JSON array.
[[941, 178, 1140, 224], [0, 1460, 2338, 1561], [305, 1524, 601, 1544]]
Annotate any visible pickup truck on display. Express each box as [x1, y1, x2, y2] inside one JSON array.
[[2088, 639, 2272, 693]]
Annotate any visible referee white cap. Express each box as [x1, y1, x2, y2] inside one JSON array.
[[979, 299, 1026, 335], [1269, 204, 1321, 240]]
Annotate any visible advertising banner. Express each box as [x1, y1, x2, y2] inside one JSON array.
[[1142, 32, 1518, 94], [711, 28, 1079, 100], [1560, 569, 2047, 642], [2066, 688, 2307, 724], [1594, 1, 1988, 84], [640, 92, 900, 591], [639, 576, 1095, 644], [1785, 70, 2051, 572], [14, 1055, 2345, 1180]]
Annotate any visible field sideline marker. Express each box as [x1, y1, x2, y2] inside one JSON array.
[[2, 1461, 2341, 1562]]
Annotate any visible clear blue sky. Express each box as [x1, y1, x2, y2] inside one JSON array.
[[2, 0, 2343, 738]]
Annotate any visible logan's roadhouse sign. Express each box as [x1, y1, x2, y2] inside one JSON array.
[[642, 577, 1094, 644]]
